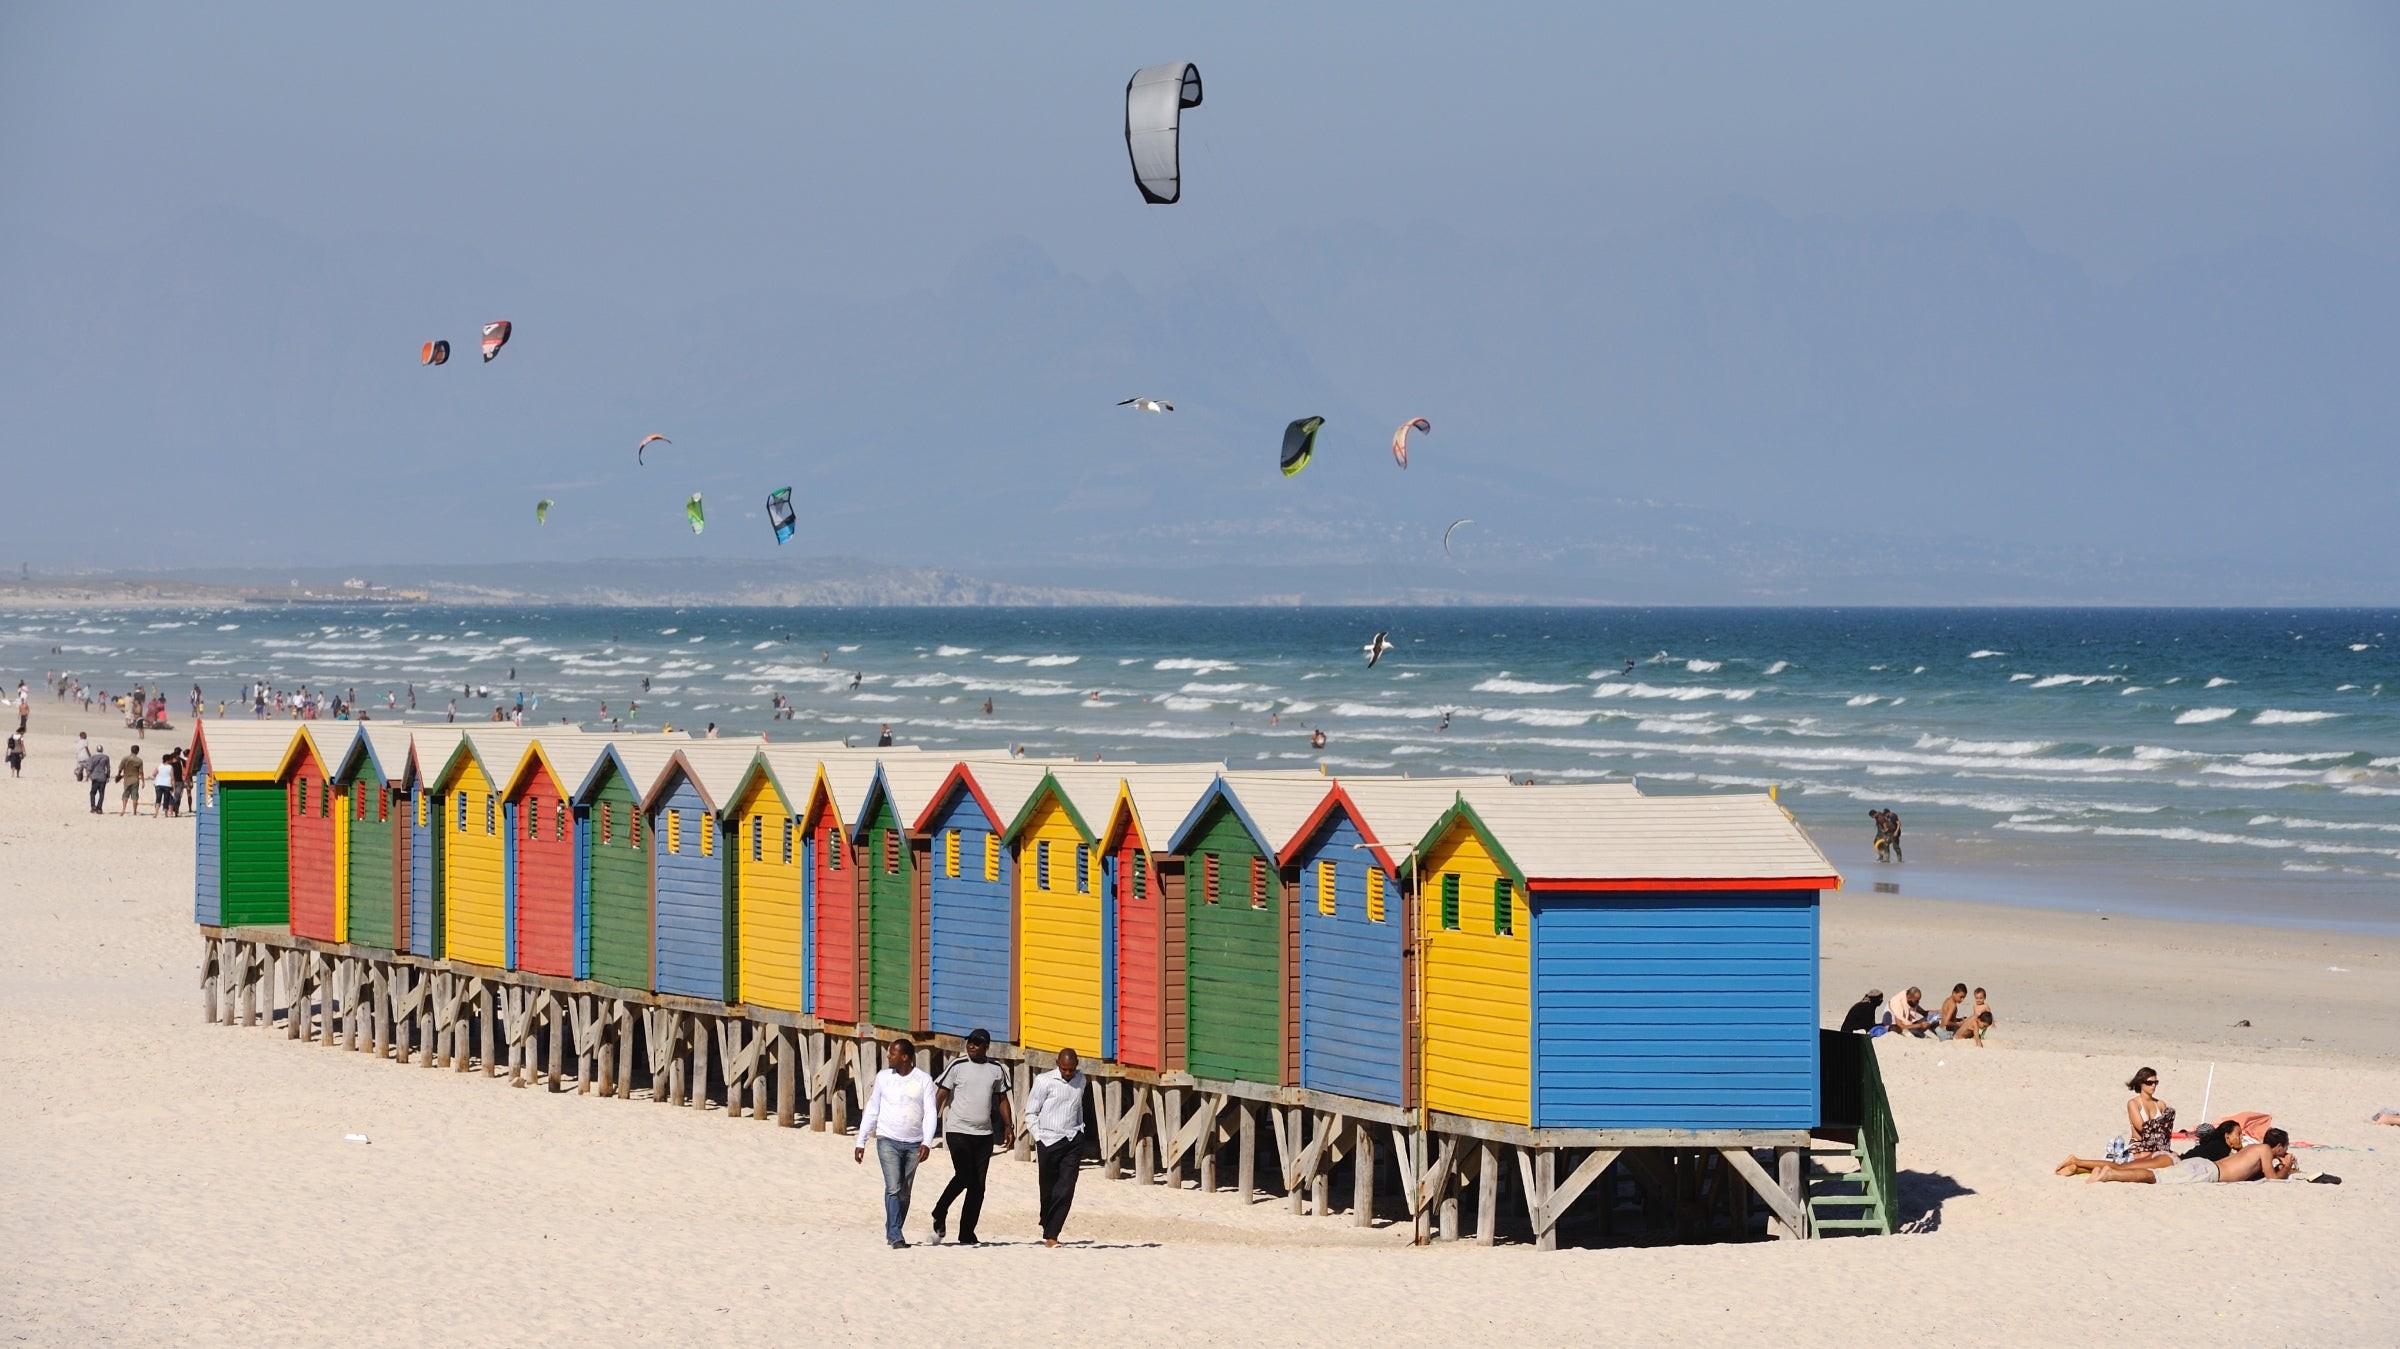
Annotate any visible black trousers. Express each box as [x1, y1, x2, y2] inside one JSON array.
[[88, 777, 106, 812], [1037, 1136, 1082, 1241], [931, 1130, 994, 1241]]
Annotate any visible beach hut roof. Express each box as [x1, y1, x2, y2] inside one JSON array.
[[501, 734, 615, 802], [336, 723, 419, 786], [189, 720, 303, 781], [854, 755, 980, 835], [574, 739, 684, 805], [277, 722, 359, 781], [913, 757, 1070, 834], [1003, 763, 1173, 845], [401, 726, 467, 789], [1099, 763, 1231, 851], [646, 743, 769, 813], [1424, 787, 1839, 891], [1166, 768, 1333, 857], [430, 727, 551, 793], [1283, 774, 1523, 871]]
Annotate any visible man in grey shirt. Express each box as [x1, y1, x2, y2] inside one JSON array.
[[1025, 1047, 1090, 1247], [930, 1028, 1013, 1246]]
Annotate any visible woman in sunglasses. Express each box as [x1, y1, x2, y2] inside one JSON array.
[[2056, 1067, 2179, 1176]]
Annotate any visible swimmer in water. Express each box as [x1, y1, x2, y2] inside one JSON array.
[[1438, 710, 1451, 732], [1310, 728, 1327, 750]]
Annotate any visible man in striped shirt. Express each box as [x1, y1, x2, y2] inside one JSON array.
[[854, 1038, 941, 1248]]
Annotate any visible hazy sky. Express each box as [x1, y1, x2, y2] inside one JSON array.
[[4, 4, 2395, 596]]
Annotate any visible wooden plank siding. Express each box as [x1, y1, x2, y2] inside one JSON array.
[[283, 739, 340, 942], [649, 772, 729, 1001], [1013, 793, 1103, 1057], [1416, 816, 1530, 1125], [806, 805, 858, 1023], [1529, 891, 1820, 1129], [439, 758, 508, 969], [1111, 828, 1164, 1070], [219, 783, 291, 926], [339, 756, 398, 950], [509, 760, 578, 978], [1291, 813, 1407, 1106], [1179, 801, 1284, 1086], [731, 772, 805, 1013], [407, 775, 439, 957], [580, 760, 651, 990], [921, 786, 1012, 1041], [193, 753, 221, 926], [859, 794, 912, 1031]]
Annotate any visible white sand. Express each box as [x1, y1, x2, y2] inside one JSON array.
[[3, 703, 2396, 1345]]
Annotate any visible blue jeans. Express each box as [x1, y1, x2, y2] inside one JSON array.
[[876, 1136, 921, 1244]]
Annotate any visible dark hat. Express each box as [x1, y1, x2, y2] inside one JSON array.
[[965, 1028, 991, 1046]]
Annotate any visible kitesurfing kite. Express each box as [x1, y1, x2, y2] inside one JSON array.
[[1117, 397, 1175, 414], [420, 340, 450, 366], [534, 499, 553, 524], [636, 434, 671, 464], [766, 487, 796, 544], [685, 494, 706, 535], [1392, 417, 1431, 468], [480, 320, 512, 363], [1363, 630, 1393, 668], [1280, 416, 1324, 477], [1125, 62, 1202, 204], [1441, 518, 1474, 559]]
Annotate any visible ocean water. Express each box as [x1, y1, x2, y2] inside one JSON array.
[[7, 605, 2394, 931]]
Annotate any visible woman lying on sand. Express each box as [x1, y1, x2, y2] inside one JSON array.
[[2057, 1067, 2176, 1176]]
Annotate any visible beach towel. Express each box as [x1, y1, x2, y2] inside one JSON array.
[[2215, 1111, 2272, 1146]]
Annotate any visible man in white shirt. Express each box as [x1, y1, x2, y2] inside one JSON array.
[[1024, 1047, 1091, 1247], [853, 1038, 941, 1248]]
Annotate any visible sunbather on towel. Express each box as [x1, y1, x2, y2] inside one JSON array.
[[2374, 1108, 2400, 1127], [2090, 1130, 2294, 1185]]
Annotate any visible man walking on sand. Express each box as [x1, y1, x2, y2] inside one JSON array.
[[85, 743, 110, 814], [854, 1038, 941, 1248], [930, 1028, 1013, 1246], [1025, 1048, 1091, 1247], [117, 743, 145, 816]]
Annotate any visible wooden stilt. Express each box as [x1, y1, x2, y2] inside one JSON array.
[[774, 1028, 798, 1127], [1236, 1103, 1257, 1203], [1476, 1142, 1500, 1246], [1352, 1120, 1378, 1227]]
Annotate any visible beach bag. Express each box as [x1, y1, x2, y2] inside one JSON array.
[[2104, 1135, 2131, 1164]]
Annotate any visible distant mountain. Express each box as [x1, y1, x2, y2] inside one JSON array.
[[4, 201, 2391, 601]]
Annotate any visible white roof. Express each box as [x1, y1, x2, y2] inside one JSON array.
[[348, 723, 419, 782], [747, 744, 896, 819], [1108, 763, 1231, 845], [403, 726, 468, 786], [656, 743, 769, 810], [1206, 769, 1338, 855], [1323, 774, 1521, 860], [296, 722, 359, 774], [864, 755, 982, 832], [582, 739, 684, 803], [934, 757, 1069, 830], [190, 720, 303, 775], [520, 735, 614, 800], [1459, 788, 1838, 885]]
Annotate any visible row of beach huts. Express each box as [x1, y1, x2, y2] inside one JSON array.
[[190, 718, 1885, 1245]]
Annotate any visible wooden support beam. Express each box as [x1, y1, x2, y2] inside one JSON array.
[[1475, 1143, 1500, 1247], [1236, 1103, 1257, 1203], [1352, 1120, 1378, 1227], [774, 1028, 797, 1128], [1717, 1146, 1808, 1239]]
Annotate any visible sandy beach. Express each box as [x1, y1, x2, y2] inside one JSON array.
[[2, 702, 2395, 1345]]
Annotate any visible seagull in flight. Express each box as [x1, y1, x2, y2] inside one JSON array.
[[1363, 630, 1393, 668], [1117, 397, 1175, 414]]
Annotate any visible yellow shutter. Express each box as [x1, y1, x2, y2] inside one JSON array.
[[1317, 859, 1336, 916], [984, 833, 999, 881], [667, 809, 681, 855], [1366, 865, 1386, 923]]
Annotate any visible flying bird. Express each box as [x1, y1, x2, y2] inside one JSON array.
[[636, 433, 671, 464], [1363, 630, 1393, 668], [1117, 397, 1175, 414]]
